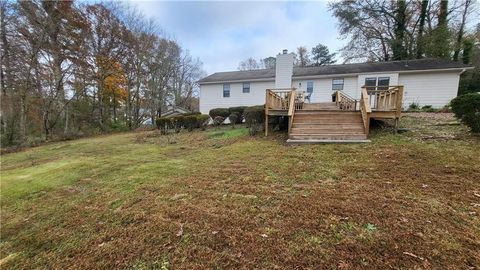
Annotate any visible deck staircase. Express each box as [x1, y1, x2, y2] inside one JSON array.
[[265, 87, 404, 144], [287, 102, 369, 143]]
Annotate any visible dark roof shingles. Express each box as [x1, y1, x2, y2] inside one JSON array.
[[198, 58, 469, 83]]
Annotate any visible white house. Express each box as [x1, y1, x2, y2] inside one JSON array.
[[198, 50, 472, 114]]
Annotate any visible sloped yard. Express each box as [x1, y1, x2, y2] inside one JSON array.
[[1, 113, 479, 269]]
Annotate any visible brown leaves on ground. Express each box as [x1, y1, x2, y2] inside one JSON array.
[[1, 116, 480, 269]]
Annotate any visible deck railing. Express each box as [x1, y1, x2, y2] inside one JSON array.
[[335, 91, 357, 111], [362, 85, 404, 117], [265, 88, 297, 136], [360, 88, 372, 135], [265, 88, 295, 111]]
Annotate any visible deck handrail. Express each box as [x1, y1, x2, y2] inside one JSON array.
[[360, 88, 372, 135], [265, 88, 296, 136], [265, 89, 295, 111], [361, 85, 404, 116], [335, 90, 357, 111], [287, 90, 296, 134]]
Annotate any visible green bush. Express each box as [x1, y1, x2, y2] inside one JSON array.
[[184, 115, 198, 131], [450, 93, 480, 133], [228, 106, 247, 123], [244, 105, 265, 135], [408, 102, 420, 111], [156, 117, 171, 134], [209, 108, 230, 119], [170, 115, 185, 133], [213, 116, 225, 127], [196, 114, 210, 130], [420, 105, 437, 112], [229, 112, 239, 128], [183, 112, 201, 117], [109, 122, 129, 132]]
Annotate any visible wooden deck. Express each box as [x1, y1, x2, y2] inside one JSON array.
[[265, 86, 404, 142]]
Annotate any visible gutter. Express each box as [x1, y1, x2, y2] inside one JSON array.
[[198, 77, 275, 85]]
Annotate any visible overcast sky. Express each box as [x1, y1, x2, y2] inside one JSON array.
[[131, 1, 343, 75]]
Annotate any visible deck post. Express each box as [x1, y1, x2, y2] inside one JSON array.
[[265, 114, 268, 136], [265, 90, 269, 136]]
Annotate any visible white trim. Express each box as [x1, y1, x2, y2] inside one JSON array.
[[199, 77, 274, 85]]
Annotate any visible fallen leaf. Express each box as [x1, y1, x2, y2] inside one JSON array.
[[403, 251, 425, 261], [176, 223, 184, 237]]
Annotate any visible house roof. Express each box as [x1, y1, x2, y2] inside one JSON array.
[[161, 106, 191, 118], [198, 58, 471, 84]]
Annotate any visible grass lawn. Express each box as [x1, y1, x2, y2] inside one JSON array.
[[1, 113, 479, 269]]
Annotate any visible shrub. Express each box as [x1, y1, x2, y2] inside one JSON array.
[[228, 106, 247, 123], [209, 108, 230, 119], [228, 112, 239, 128], [184, 115, 198, 131], [156, 117, 171, 134], [170, 115, 185, 133], [182, 112, 201, 117], [408, 102, 420, 111], [244, 105, 265, 135], [109, 122, 129, 132], [421, 105, 436, 112], [196, 114, 210, 130], [450, 93, 480, 133], [213, 116, 225, 128]]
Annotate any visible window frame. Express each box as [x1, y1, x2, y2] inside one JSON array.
[[306, 81, 314, 94], [223, 83, 230, 98], [365, 77, 377, 91], [242, 82, 250, 93], [332, 78, 344, 91], [377, 77, 390, 90]]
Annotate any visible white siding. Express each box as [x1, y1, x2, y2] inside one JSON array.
[[199, 71, 462, 112], [398, 71, 460, 108], [292, 77, 357, 102], [357, 73, 399, 98], [199, 81, 275, 114]]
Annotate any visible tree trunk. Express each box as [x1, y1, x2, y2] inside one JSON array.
[[19, 94, 27, 141], [453, 0, 471, 61], [392, 0, 407, 60], [416, 0, 428, 58]]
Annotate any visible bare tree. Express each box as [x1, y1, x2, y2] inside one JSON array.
[[237, 57, 261, 70]]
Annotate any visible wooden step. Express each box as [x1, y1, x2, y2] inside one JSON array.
[[293, 118, 363, 124], [289, 133, 368, 140], [295, 110, 360, 115], [292, 123, 364, 129], [287, 139, 371, 144], [290, 128, 365, 134]]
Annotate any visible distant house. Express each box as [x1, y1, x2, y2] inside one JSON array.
[[160, 106, 191, 118], [198, 51, 472, 114]]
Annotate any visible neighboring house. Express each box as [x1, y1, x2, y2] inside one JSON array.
[[198, 50, 472, 114], [160, 106, 191, 118]]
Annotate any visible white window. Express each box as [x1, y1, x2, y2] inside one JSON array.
[[306, 81, 314, 94], [332, 78, 344, 90], [377, 77, 390, 90], [223, 83, 230, 97], [242, 82, 250, 93], [365, 77, 390, 90]]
